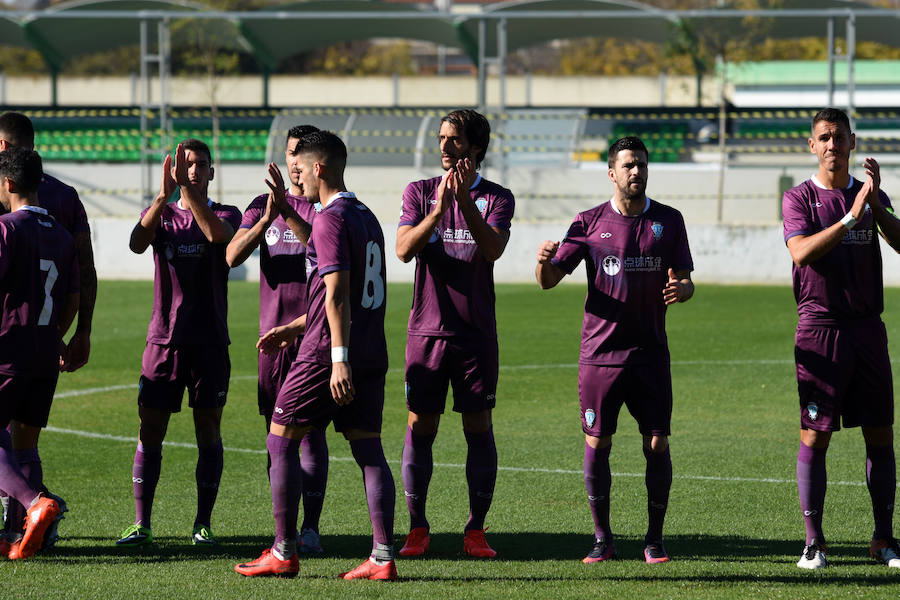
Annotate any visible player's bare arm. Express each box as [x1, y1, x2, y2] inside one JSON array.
[[453, 158, 509, 262], [535, 240, 566, 289], [62, 230, 97, 371], [323, 269, 354, 406], [663, 268, 694, 305], [266, 162, 311, 244], [172, 144, 235, 244], [864, 157, 900, 252], [396, 169, 455, 262], [256, 314, 307, 356], [130, 154, 176, 253], [226, 191, 277, 267], [787, 178, 873, 267]]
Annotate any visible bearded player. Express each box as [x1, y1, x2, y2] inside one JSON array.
[[536, 136, 694, 565]]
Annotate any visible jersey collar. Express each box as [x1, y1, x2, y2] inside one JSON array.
[[17, 205, 49, 216], [609, 196, 650, 215], [469, 174, 483, 189], [177, 198, 213, 210], [811, 174, 855, 190]]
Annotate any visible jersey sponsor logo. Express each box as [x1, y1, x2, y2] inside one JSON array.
[[624, 256, 663, 271], [175, 243, 207, 258], [600, 232, 612, 239], [602, 256, 621, 276], [651, 222, 664, 240], [842, 228, 873, 246], [475, 197, 488, 215], [265, 225, 281, 246], [443, 227, 476, 244], [585, 408, 596, 428], [806, 402, 818, 421]]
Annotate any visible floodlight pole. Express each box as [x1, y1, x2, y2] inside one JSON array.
[[826, 18, 835, 106], [477, 18, 486, 112], [846, 12, 855, 122]]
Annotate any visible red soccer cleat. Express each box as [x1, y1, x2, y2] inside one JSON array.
[[234, 548, 299, 578], [463, 529, 497, 559], [398, 527, 430, 557], [18, 496, 60, 559], [339, 557, 398, 580], [7, 540, 23, 560]]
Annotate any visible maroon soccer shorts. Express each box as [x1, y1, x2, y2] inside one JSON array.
[[795, 322, 894, 431], [0, 375, 58, 429], [404, 335, 498, 415], [578, 360, 673, 438], [273, 361, 385, 434], [257, 338, 301, 417], [138, 343, 231, 412]]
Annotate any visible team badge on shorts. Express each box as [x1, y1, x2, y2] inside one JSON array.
[[651, 222, 664, 240], [585, 409, 596, 428], [476, 198, 488, 215], [265, 225, 281, 246], [806, 402, 819, 421], [405, 381, 410, 399]]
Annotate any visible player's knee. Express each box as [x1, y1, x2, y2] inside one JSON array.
[[461, 409, 492, 433], [643, 435, 669, 453], [9, 421, 41, 449], [408, 411, 440, 436]]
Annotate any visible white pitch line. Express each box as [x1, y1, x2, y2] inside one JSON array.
[[43, 425, 876, 488]]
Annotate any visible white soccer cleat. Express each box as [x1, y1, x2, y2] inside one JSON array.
[[870, 538, 900, 568], [797, 538, 827, 569]]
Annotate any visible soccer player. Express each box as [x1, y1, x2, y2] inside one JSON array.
[[395, 109, 514, 559], [535, 136, 694, 565], [225, 125, 329, 554], [783, 107, 900, 569], [234, 130, 396, 580], [0, 111, 98, 546], [117, 139, 241, 547], [0, 147, 77, 559]]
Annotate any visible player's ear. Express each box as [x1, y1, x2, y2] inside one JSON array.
[[208, 166, 215, 182], [849, 132, 856, 152], [608, 167, 615, 183], [808, 136, 815, 154]]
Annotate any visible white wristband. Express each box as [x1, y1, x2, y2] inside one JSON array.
[[331, 346, 349, 363], [840, 212, 857, 230]]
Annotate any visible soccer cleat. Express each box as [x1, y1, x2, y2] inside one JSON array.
[[41, 492, 68, 550], [398, 527, 430, 557], [338, 557, 398, 580], [582, 538, 616, 564], [299, 527, 323, 555], [463, 528, 497, 559], [6, 540, 22, 560], [870, 538, 900, 568], [234, 548, 299, 578], [797, 538, 827, 569], [192, 524, 217, 546], [116, 524, 153, 547], [18, 496, 60, 559], [643, 541, 670, 564]]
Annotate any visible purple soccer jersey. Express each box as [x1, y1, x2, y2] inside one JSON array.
[[0, 206, 78, 376], [399, 175, 515, 339], [141, 199, 242, 346], [783, 176, 892, 326], [240, 192, 317, 334], [552, 198, 693, 365], [296, 192, 388, 372]]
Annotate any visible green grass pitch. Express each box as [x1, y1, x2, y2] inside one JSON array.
[[10, 281, 900, 598]]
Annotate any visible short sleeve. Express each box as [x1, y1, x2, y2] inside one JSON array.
[[313, 211, 350, 277], [782, 186, 812, 244], [399, 181, 425, 228], [486, 189, 515, 230], [240, 195, 266, 229], [551, 214, 589, 275], [220, 205, 243, 231]]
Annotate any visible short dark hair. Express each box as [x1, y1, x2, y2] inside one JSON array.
[[812, 107, 851, 134], [0, 146, 43, 195], [441, 109, 490, 169], [180, 138, 212, 163], [0, 112, 35, 148], [286, 124, 319, 146], [607, 136, 649, 167], [296, 130, 347, 172]]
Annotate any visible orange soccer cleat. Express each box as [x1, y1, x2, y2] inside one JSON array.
[[463, 528, 497, 559], [234, 548, 299, 578], [338, 557, 398, 581], [398, 527, 430, 557]]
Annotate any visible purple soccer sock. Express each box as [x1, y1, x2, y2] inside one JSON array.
[[401, 426, 436, 531], [5, 448, 42, 536], [464, 427, 498, 532], [865, 442, 896, 541], [0, 428, 33, 509], [643, 445, 672, 544], [797, 442, 827, 544], [349, 437, 395, 549], [133, 442, 162, 528], [299, 428, 328, 532], [268, 433, 301, 552], [195, 439, 223, 528], [584, 442, 612, 541]]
